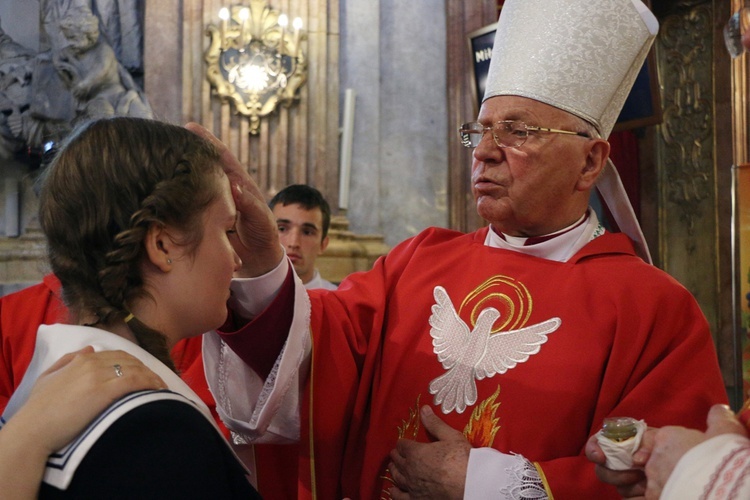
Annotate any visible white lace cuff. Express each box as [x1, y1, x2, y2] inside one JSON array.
[[465, 448, 548, 500]]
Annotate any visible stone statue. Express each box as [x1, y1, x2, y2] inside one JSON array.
[[49, 8, 151, 119], [0, 21, 36, 158], [0, 3, 151, 162]]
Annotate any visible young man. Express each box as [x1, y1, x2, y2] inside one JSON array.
[[269, 184, 337, 290], [195, 1, 726, 497]]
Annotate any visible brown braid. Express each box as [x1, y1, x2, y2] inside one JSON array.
[[38, 117, 223, 372]]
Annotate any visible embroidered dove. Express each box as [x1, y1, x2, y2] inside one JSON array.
[[428, 286, 561, 414]]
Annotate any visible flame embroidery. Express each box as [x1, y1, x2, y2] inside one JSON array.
[[463, 385, 502, 448], [398, 394, 422, 439], [380, 395, 422, 498]]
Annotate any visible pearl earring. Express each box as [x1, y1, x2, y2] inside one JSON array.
[[167, 258, 172, 264]]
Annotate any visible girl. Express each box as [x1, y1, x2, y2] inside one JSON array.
[[0, 117, 260, 498]]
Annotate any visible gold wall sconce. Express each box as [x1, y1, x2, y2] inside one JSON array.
[[205, 1, 307, 134]]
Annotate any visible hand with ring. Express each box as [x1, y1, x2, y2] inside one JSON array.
[[1, 347, 166, 456]]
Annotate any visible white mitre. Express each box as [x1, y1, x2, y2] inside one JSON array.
[[484, 0, 658, 263]]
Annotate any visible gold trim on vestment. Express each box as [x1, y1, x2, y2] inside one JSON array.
[[308, 326, 317, 499], [533, 462, 554, 500]]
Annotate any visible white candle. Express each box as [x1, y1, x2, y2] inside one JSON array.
[[292, 17, 303, 56], [219, 8, 229, 49], [239, 8, 250, 45], [278, 14, 288, 54], [339, 88, 356, 211]]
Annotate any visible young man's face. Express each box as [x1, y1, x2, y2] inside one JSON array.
[[272, 202, 329, 284]]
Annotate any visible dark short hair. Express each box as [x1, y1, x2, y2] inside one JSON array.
[[269, 184, 332, 239]]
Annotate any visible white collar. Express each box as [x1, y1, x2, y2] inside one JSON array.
[[485, 209, 604, 262], [0, 324, 224, 490]]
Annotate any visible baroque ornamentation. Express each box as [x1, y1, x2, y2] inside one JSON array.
[[204, 1, 307, 134], [656, 4, 713, 242]]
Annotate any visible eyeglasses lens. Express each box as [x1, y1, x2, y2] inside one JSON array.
[[495, 121, 527, 148], [459, 123, 484, 148], [459, 121, 530, 149]]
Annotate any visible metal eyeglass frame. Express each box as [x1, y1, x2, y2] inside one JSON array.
[[459, 120, 591, 148]]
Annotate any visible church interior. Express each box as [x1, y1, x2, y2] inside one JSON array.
[[0, 0, 748, 411]]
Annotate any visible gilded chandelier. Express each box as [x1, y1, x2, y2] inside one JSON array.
[[205, 1, 307, 134]]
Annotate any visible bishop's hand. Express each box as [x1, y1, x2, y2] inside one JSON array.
[[388, 405, 469, 499], [186, 122, 283, 277]]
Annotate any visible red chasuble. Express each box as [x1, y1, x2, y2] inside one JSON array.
[[257, 227, 726, 499]]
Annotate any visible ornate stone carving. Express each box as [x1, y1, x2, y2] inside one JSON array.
[[656, 4, 713, 243], [0, 3, 151, 162]]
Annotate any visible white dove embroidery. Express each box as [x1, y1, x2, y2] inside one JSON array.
[[428, 285, 561, 414]]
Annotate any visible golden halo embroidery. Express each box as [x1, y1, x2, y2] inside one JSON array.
[[428, 280, 560, 415]]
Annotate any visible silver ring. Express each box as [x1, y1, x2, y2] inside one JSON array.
[[113, 364, 123, 377]]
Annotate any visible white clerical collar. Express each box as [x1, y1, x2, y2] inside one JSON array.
[[485, 209, 604, 262]]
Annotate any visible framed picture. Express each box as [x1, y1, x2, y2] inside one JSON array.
[[612, 52, 663, 131], [466, 22, 663, 131], [467, 22, 497, 117]]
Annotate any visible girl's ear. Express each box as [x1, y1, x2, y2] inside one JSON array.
[[144, 223, 174, 272]]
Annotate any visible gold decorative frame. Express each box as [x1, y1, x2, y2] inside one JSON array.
[[204, 0, 307, 134]]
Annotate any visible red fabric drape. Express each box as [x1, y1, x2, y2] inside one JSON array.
[[607, 129, 641, 219]]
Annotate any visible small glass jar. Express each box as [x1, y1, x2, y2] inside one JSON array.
[[601, 417, 638, 442]]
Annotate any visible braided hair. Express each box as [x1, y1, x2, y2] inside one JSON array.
[[38, 117, 224, 371]]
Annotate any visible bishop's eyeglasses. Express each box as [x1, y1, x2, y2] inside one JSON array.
[[458, 120, 591, 149]]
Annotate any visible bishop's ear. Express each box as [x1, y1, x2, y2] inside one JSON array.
[[578, 138, 610, 189]]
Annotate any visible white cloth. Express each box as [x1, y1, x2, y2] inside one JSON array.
[[0, 324, 231, 489], [594, 419, 647, 470], [204, 264, 310, 444], [465, 448, 548, 499], [485, 210, 603, 261], [228, 253, 290, 318], [485, 0, 657, 139], [304, 269, 338, 290], [660, 433, 750, 500]]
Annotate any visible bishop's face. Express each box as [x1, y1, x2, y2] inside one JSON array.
[[470, 95, 603, 237]]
